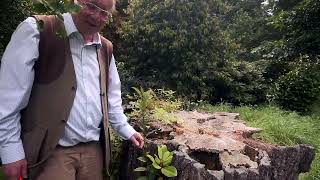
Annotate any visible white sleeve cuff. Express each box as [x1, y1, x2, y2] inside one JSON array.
[[108, 113, 137, 140], [0, 141, 25, 164], [118, 124, 136, 140]]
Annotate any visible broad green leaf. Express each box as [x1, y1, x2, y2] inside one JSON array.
[[152, 162, 161, 169], [134, 167, 147, 172], [162, 145, 168, 152], [146, 154, 155, 163], [163, 156, 173, 166], [161, 166, 177, 177], [162, 151, 170, 161], [138, 156, 147, 163], [158, 145, 164, 159], [155, 157, 161, 164], [158, 145, 168, 159]]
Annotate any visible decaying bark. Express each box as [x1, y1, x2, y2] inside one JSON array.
[[119, 111, 315, 180]]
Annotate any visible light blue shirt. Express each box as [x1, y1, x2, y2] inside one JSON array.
[[0, 13, 136, 164]]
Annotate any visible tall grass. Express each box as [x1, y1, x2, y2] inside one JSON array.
[[196, 104, 320, 180]]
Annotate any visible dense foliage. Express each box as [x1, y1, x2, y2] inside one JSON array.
[[117, 0, 271, 105], [270, 0, 320, 60], [115, 0, 320, 112], [118, 0, 231, 100], [263, 0, 320, 113], [274, 62, 320, 113], [0, 0, 32, 56]]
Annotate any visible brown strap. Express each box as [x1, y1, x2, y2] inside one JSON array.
[[100, 36, 113, 69], [97, 37, 113, 177]]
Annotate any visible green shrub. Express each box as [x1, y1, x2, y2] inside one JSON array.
[[224, 60, 268, 104], [118, 0, 235, 100], [127, 87, 182, 134], [117, 0, 270, 105], [274, 63, 320, 113], [0, 0, 33, 57], [134, 145, 177, 179]]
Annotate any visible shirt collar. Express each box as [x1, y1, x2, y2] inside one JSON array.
[[63, 13, 102, 47]]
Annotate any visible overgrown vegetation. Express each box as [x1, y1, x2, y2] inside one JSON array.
[[273, 63, 320, 113], [114, 0, 320, 113], [126, 88, 179, 179], [127, 87, 182, 133], [0, 0, 32, 56], [109, 130, 124, 179], [117, 0, 271, 104]]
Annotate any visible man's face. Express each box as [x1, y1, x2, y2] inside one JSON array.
[[75, 0, 113, 35]]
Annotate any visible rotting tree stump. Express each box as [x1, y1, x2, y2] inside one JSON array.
[[119, 111, 315, 180]]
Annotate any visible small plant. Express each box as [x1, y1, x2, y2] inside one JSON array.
[[127, 87, 156, 133], [154, 89, 182, 113], [127, 87, 183, 132], [134, 145, 177, 180]]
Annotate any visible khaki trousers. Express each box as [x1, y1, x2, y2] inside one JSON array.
[[36, 142, 103, 180]]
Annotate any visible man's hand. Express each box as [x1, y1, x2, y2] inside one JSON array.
[[2, 159, 27, 180], [129, 132, 144, 149]]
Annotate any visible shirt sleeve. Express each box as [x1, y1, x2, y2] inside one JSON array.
[[0, 17, 39, 164], [107, 55, 136, 140]]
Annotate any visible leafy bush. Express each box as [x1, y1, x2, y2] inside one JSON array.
[[127, 87, 182, 134], [109, 129, 124, 179], [0, 0, 33, 57], [118, 0, 236, 100], [223, 60, 268, 105], [116, 0, 271, 105], [128, 87, 156, 128], [259, 0, 320, 62], [273, 63, 320, 113]]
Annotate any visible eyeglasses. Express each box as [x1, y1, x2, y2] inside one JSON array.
[[79, 1, 113, 20]]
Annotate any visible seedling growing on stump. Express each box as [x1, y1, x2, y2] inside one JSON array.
[[134, 145, 177, 180]]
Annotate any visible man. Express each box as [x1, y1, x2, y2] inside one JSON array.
[[0, 0, 144, 179]]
